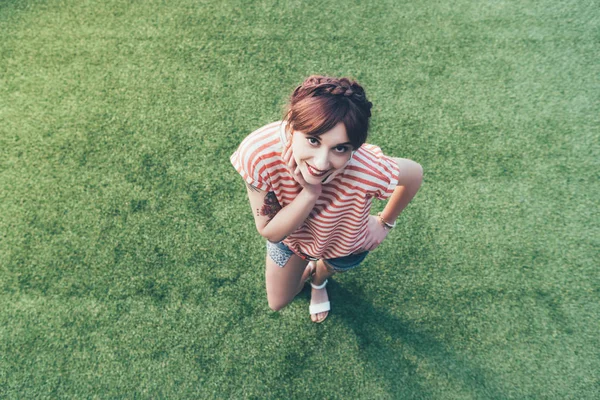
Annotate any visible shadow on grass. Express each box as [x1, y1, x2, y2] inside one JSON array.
[[331, 281, 510, 399]]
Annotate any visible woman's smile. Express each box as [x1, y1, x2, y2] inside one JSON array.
[[306, 163, 330, 177]]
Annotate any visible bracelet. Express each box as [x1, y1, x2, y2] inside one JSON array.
[[377, 212, 396, 229]]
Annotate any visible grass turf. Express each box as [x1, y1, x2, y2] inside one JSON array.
[[1, 0, 598, 398]]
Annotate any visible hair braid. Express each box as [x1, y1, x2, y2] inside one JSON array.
[[291, 76, 372, 117], [285, 75, 373, 148]]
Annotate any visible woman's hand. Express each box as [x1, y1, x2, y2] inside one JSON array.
[[358, 215, 391, 252], [282, 138, 322, 196]]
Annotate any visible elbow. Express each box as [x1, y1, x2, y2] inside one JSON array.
[[415, 163, 424, 187], [405, 162, 423, 190], [264, 233, 286, 243], [258, 224, 285, 243], [263, 233, 286, 244], [412, 165, 424, 195], [394, 158, 424, 189]]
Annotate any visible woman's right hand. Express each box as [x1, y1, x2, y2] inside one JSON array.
[[282, 138, 322, 196]]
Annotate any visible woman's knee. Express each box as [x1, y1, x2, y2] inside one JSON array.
[[264, 253, 307, 311], [321, 259, 337, 273], [267, 295, 292, 312]]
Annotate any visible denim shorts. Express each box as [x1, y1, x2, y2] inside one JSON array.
[[266, 240, 369, 272]]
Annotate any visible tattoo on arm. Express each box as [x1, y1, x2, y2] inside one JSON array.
[[256, 192, 281, 220]]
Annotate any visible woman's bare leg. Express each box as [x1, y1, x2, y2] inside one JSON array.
[[310, 260, 336, 322], [265, 253, 312, 311]]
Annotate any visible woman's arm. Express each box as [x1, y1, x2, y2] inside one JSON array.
[[244, 135, 325, 243], [245, 183, 320, 243], [361, 158, 423, 251], [379, 158, 423, 224]]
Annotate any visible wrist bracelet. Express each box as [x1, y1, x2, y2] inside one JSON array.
[[377, 212, 396, 229]]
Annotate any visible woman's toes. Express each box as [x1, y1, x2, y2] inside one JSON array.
[[310, 285, 329, 322]]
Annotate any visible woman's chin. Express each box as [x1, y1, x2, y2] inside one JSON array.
[[301, 169, 326, 184], [305, 176, 323, 185], [312, 172, 337, 184]]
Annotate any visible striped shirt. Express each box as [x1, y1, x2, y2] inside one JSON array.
[[231, 121, 400, 259]]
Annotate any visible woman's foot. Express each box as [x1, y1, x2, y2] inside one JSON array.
[[310, 280, 330, 323]]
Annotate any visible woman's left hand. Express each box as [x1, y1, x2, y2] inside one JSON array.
[[359, 215, 391, 252]]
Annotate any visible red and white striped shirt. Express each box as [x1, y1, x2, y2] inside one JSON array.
[[231, 121, 400, 259]]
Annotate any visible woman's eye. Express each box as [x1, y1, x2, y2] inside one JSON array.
[[334, 146, 349, 153], [307, 137, 319, 145]]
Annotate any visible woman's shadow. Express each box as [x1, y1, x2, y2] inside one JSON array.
[[326, 280, 509, 399]]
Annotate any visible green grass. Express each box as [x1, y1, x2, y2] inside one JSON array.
[[1, 0, 598, 398]]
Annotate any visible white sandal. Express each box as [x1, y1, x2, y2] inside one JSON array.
[[309, 279, 330, 323]]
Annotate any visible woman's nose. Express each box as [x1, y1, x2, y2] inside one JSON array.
[[313, 150, 330, 170]]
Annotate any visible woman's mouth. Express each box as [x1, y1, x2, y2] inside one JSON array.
[[306, 163, 330, 177]]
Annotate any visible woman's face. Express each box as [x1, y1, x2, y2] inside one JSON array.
[[290, 122, 354, 185]]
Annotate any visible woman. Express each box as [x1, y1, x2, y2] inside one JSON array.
[[230, 75, 423, 323]]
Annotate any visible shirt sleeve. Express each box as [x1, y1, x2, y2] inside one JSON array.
[[230, 134, 272, 192], [361, 144, 400, 200]]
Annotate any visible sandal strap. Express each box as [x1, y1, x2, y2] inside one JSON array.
[[309, 301, 331, 315], [310, 279, 328, 290]]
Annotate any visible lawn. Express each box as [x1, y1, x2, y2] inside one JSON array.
[[1, 0, 598, 398]]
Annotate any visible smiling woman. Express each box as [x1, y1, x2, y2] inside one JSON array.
[[290, 122, 353, 185], [230, 75, 423, 323]]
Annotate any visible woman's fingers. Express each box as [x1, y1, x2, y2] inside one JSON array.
[[362, 217, 387, 251], [293, 166, 305, 185], [365, 242, 380, 251], [282, 146, 290, 164], [282, 142, 307, 187], [288, 153, 297, 175]]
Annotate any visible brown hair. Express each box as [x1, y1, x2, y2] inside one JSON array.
[[284, 75, 373, 149]]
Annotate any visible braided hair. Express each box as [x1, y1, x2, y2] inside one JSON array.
[[285, 75, 373, 149]]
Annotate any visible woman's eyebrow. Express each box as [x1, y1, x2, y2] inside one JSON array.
[[307, 136, 351, 147]]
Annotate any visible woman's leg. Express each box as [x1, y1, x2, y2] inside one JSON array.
[[310, 260, 337, 322], [265, 253, 312, 311]]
